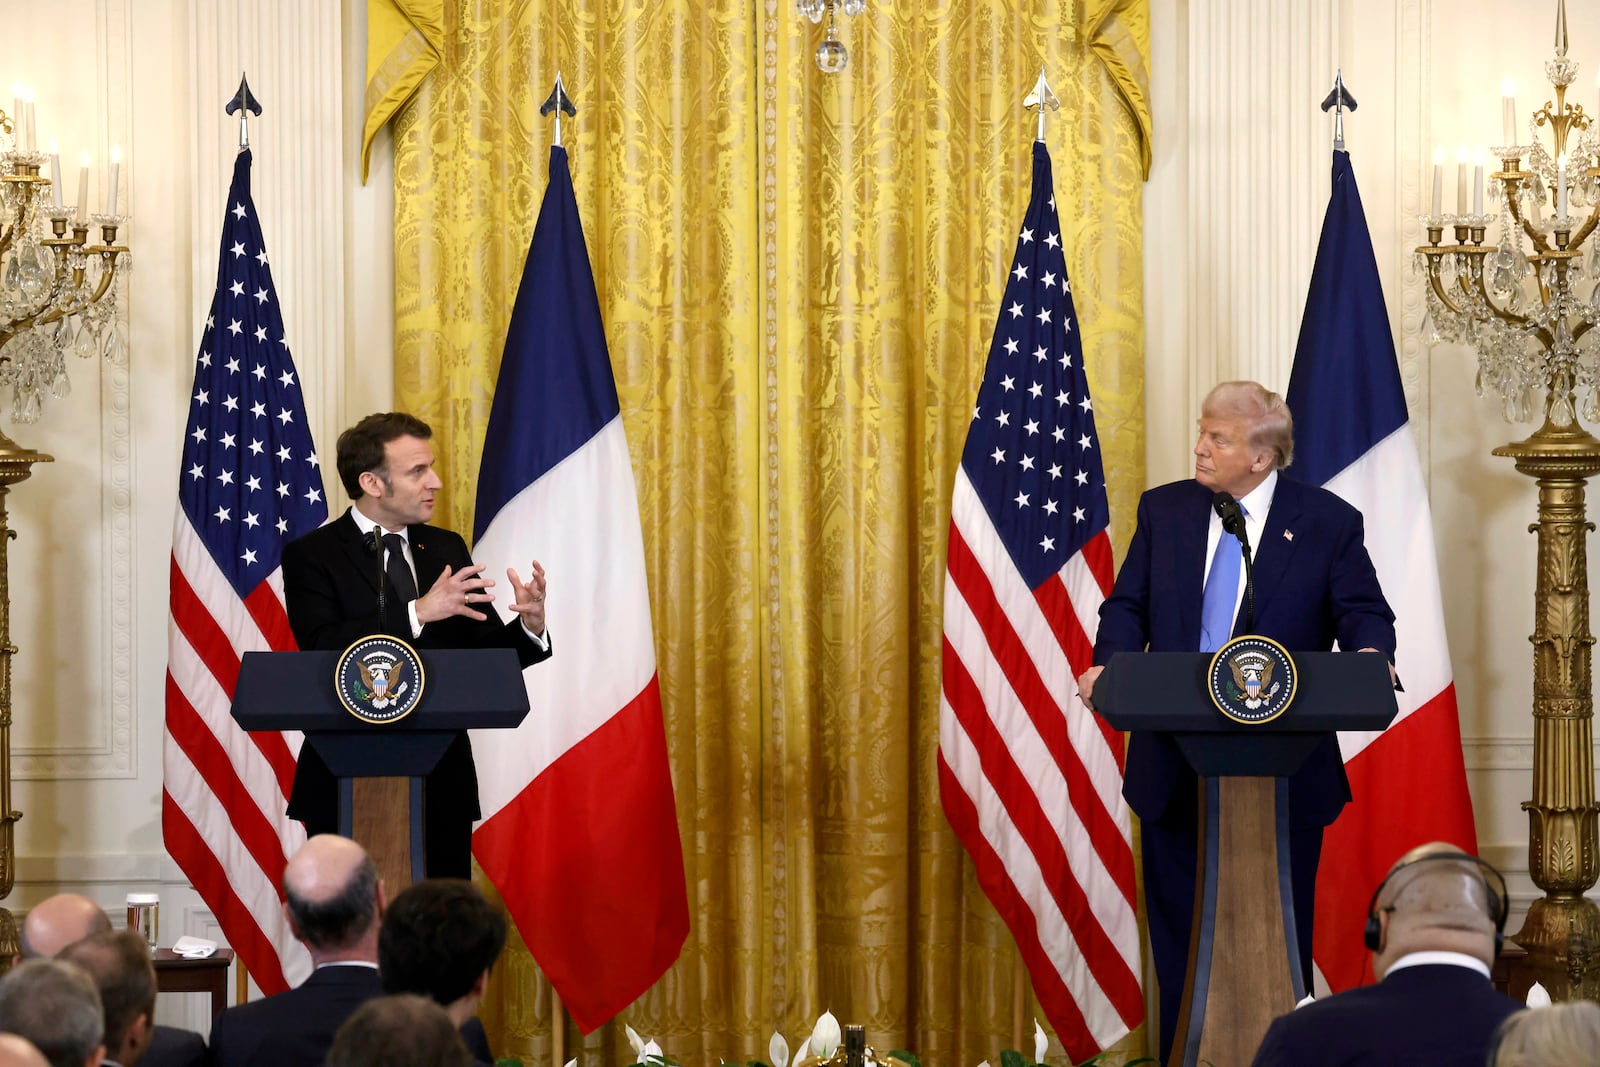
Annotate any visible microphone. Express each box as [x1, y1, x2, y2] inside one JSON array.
[[371, 526, 389, 634], [1211, 491, 1257, 634]]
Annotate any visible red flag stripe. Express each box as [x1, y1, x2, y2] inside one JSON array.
[[160, 791, 289, 994], [943, 638, 1144, 1019], [938, 753, 1101, 1057], [164, 672, 296, 892], [947, 525, 1136, 897]]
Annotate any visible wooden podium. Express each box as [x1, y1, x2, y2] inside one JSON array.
[[1095, 650, 1396, 1067], [233, 648, 530, 891]]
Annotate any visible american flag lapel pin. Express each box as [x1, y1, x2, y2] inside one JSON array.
[[1283, 529, 1294, 542]]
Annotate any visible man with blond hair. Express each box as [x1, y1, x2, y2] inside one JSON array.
[[1078, 380, 1396, 1061], [1252, 843, 1522, 1065]]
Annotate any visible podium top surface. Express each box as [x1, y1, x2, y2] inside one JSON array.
[[1096, 650, 1397, 734], [232, 648, 530, 733]]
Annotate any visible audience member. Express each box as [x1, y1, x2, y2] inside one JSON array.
[[57, 933, 156, 1067], [0, 1034, 48, 1067], [207, 835, 385, 1067], [14, 894, 203, 1067], [0, 958, 104, 1067], [1489, 1000, 1600, 1066], [324, 995, 471, 1067], [1251, 842, 1522, 1066], [378, 880, 506, 1065]]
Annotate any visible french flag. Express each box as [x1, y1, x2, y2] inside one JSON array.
[[1287, 149, 1479, 991], [469, 144, 689, 1031]]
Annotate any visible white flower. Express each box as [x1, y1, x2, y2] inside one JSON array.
[[811, 1011, 842, 1059], [1527, 981, 1553, 1007], [642, 1040, 665, 1062], [1032, 1019, 1048, 1064], [626, 1025, 646, 1057], [770, 1031, 790, 1067], [795, 1037, 813, 1063]]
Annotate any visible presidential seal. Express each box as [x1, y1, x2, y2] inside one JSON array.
[[334, 635, 426, 724], [1208, 635, 1296, 725]]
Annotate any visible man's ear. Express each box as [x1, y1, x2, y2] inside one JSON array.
[[1374, 909, 1391, 953], [375, 879, 388, 919], [282, 902, 304, 944], [471, 968, 490, 1000], [88, 1044, 106, 1067], [357, 469, 385, 498]]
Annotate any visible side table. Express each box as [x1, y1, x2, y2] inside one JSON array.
[[152, 947, 235, 1019]]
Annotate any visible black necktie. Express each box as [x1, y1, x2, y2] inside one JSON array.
[[382, 532, 419, 602]]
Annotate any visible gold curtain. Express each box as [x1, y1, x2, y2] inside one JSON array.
[[379, 1, 1149, 1063]]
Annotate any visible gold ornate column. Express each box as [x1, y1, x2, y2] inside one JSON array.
[[0, 431, 49, 962], [1495, 422, 1600, 999]]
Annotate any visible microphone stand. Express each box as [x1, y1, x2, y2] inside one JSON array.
[[372, 526, 388, 635]]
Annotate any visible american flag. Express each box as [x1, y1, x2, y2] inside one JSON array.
[[162, 147, 325, 995], [937, 141, 1143, 1058]]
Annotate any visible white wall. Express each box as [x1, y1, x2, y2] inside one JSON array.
[[1146, 0, 1595, 933], [0, 0, 393, 1030]]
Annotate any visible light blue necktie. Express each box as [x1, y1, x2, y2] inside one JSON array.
[[1200, 506, 1245, 652]]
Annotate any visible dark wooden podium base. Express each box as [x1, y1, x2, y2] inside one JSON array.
[[1171, 776, 1302, 1067], [341, 775, 425, 894]]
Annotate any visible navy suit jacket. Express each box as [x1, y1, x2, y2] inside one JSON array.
[[206, 964, 384, 1067], [280, 510, 552, 824], [1250, 963, 1523, 1066], [1093, 477, 1395, 826], [141, 1025, 206, 1067]]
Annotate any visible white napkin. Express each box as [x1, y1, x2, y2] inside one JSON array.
[[170, 935, 217, 959]]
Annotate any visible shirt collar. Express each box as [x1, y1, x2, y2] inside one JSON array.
[[1236, 469, 1278, 518], [349, 505, 407, 543], [1382, 949, 1491, 980]]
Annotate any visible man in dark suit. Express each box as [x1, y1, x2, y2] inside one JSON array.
[[378, 880, 506, 1067], [1078, 380, 1396, 1062], [207, 835, 386, 1067], [14, 895, 205, 1067], [280, 411, 552, 878], [1251, 843, 1522, 1066], [58, 932, 157, 1067]]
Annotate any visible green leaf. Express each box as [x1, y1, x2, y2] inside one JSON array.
[[492, 1059, 525, 1067], [1000, 1049, 1029, 1067], [887, 1050, 921, 1067]]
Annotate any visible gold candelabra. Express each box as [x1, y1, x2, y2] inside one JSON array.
[[1415, 0, 1600, 999], [0, 96, 124, 960]]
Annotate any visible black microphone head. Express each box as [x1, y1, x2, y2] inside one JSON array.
[[365, 527, 381, 553], [1212, 491, 1245, 536]]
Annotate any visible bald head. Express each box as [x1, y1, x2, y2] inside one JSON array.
[[1372, 842, 1503, 977], [0, 1035, 49, 1067], [18, 896, 111, 962], [283, 835, 381, 960]]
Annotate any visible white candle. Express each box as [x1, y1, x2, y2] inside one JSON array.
[[22, 93, 35, 152], [1431, 147, 1444, 216], [105, 146, 120, 215], [1503, 78, 1517, 145], [1474, 149, 1484, 216], [1457, 145, 1470, 215], [1559, 153, 1569, 218], [9, 86, 20, 150], [76, 151, 88, 222], [49, 143, 62, 208]]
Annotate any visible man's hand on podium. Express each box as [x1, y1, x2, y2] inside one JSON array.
[[1076, 664, 1104, 711], [1358, 646, 1399, 687]]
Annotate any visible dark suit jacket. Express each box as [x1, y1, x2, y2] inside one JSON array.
[[206, 964, 384, 1067], [279, 510, 552, 824], [1093, 477, 1395, 826], [139, 1025, 206, 1067], [1250, 963, 1523, 1066]]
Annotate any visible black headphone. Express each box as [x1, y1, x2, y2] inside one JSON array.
[[1362, 850, 1509, 956]]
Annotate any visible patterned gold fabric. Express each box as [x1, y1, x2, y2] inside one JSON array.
[[381, 0, 1149, 1062]]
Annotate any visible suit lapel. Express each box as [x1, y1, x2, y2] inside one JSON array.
[[409, 524, 445, 595], [1242, 478, 1305, 629], [333, 511, 383, 597], [1176, 484, 1212, 646]]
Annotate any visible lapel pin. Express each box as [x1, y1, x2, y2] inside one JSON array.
[[1283, 529, 1294, 542]]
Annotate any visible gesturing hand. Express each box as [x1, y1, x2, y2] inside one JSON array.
[[415, 563, 496, 625], [508, 561, 547, 636]]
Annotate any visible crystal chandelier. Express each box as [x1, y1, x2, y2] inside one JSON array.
[[797, 0, 865, 74], [0, 91, 129, 424]]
